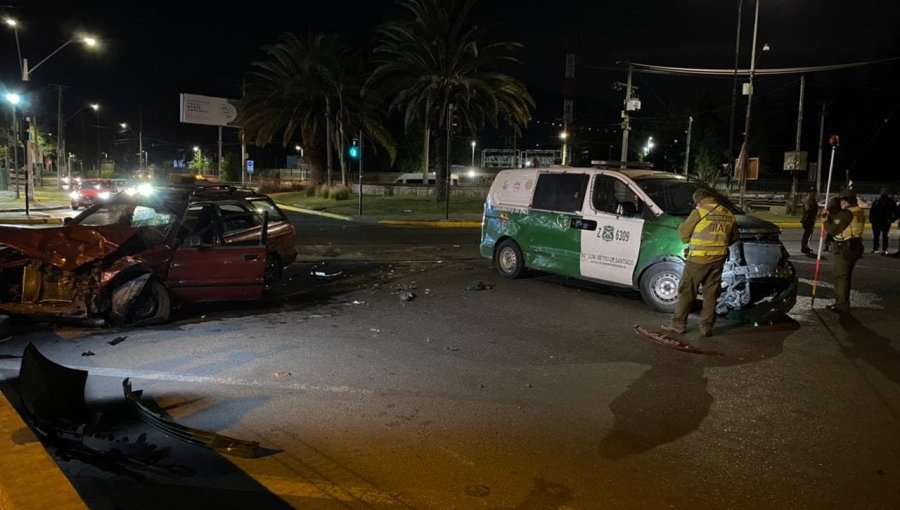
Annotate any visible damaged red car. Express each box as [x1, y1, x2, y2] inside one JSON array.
[[0, 184, 297, 326]]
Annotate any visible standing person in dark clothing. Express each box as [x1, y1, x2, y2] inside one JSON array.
[[823, 188, 865, 314], [869, 188, 896, 254], [800, 187, 819, 254], [662, 188, 739, 337]]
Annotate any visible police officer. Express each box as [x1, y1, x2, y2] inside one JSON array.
[[663, 188, 739, 336], [823, 188, 864, 313], [800, 187, 819, 254]]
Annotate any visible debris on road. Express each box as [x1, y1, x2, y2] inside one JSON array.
[[108, 336, 128, 346], [274, 371, 292, 378], [398, 291, 415, 301], [466, 280, 493, 291], [81, 351, 95, 357], [633, 324, 705, 354]]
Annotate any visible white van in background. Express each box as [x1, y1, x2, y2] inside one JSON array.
[[394, 172, 460, 185]]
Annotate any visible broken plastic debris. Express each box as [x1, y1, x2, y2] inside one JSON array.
[[108, 336, 128, 346], [398, 291, 415, 301], [274, 371, 292, 378], [466, 281, 492, 291], [370, 328, 381, 333], [312, 270, 343, 279], [81, 351, 95, 357]]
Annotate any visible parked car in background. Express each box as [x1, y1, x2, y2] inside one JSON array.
[[0, 183, 297, 326]]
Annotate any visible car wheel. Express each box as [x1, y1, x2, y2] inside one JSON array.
[[495, 239, 525, 279], [264, 254, 281, 291], [71, 202, 78, 210], [639, 261, 683, 313], [128, 280, 171, 325]]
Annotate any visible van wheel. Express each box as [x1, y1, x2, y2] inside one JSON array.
[[495, 240, 525, 279], [640, 261, 683, 313]]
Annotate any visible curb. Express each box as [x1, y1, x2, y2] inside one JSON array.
[[378, 220, 481, 228], [276, 204, 353, 221], [0, 390, 88, 509]]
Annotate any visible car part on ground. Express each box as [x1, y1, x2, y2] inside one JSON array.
[[123, 378, 259, 458]]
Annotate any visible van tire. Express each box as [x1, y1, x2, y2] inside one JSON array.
[[495, 240, 525, 279], [639, 261, 683, 313]]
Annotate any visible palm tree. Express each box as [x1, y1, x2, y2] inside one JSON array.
[[367, 0, 534, 200], [241, 32, 395, 187]]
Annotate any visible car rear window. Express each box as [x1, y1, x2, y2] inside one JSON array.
[[247, 198, 287, 221]]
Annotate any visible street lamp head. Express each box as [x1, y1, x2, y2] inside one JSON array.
[[193, 146, 200, 152], [762, 43, 770, 52], [560, 132, 568, 140], [4, 93, 21, 106], [119, 122, 127, 129], [4, 17, 17, 27], [294, 145, 301, 151], [82, 36, 98, 47], [90, 103, 99, 111], [471, 140, 476, 148]]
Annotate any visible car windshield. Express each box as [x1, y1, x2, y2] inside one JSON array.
[[633, 176, 743, 216], [73, 200, 180, 234], [79, 180, 109, 190]]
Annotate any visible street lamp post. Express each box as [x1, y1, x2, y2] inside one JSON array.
[[560, 131, 568, 166], [470, 140, 476, 167], [738, 0, 769, 209], [5, 18, 99, 200], [4, 93, 21, 200], [119, 122, 144, 175], [92, 104, 101, 177]]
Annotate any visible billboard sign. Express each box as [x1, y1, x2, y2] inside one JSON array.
[[783, 151, 808, 171], [179, 93, 240, 127]]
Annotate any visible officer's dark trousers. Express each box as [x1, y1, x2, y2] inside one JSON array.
[[872, 222, 890, 252], [673, 259, 724, 332], [832, 239, 863, 311], [801, 220, 814, 249]]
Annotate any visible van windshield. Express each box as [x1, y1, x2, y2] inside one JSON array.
[[632, 176, 743, 216]]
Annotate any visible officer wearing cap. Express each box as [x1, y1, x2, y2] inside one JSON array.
[[823, 188, 864, 313], [663, 187, 739, 336], [800, 186, 819, 254]]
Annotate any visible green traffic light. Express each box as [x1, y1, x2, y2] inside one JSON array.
[[349, 146, 359, 159]]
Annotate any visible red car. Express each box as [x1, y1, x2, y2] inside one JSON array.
[[0, 184, 297, 325], [70, 178, 114, 210]]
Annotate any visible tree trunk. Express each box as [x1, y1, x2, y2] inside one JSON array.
[[434, 132, 448, 202], [325, 98, 333, 186], [422, 122, 430, 183], [303, 128, 326, 184]]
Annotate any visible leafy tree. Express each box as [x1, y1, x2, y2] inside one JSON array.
[[367, 0, 534, 200], [188, 151, 209, 173], [241, 33, 395, 186]]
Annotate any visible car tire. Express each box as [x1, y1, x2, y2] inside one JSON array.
[[128, 280, 172, 325], [639, 261, 684, 313], [71, 202, 78, 210], [495, 239, 526, 279]]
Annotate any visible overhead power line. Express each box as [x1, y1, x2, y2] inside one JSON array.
[[626, 56, 900, 77]]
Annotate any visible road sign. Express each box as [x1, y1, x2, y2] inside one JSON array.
[[246, 160, 254, 173]]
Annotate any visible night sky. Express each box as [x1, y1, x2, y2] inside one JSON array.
[[2, 0, 899, 182]]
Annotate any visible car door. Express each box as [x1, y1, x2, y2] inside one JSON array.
[[522, 172, 589, 277], [167, 202, 267, 302], [579, 173, 645, 286]]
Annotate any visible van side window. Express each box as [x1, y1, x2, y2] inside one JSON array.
[[531, 173, 589, 213], [592, 175, 642, 217]]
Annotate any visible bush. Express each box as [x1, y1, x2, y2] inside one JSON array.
[[316, 185, 331, 198], [305, 185, 318, 197], [329, 185, 351, 200]]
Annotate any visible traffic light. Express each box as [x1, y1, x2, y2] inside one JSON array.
[[349, 138, 360, 159], [20, 118, 30, 142]]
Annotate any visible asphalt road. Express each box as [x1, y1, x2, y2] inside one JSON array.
[[0, 213, 898, 509]]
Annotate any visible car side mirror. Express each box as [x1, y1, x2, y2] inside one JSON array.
[[63, 217, 73, 225]]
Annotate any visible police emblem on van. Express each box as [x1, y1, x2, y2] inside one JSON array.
[[601, 225, 615, 241]]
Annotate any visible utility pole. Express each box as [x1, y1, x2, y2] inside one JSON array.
[[56, 85, 64, 190], [445, 102, 454, 219], [726, 0, 744, 193], [789, 75, 805, 214], [683, 116, 693, 175], [738, 0, 764, 210], [358, 130, 363, 215], [619, 64, 635, 167], [816, 103, 826, 192], [562, 41, 575, 166]]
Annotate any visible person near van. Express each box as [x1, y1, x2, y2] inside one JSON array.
[[662, 188, 738, 337], [823, 188, 865, 314], [869, 188, 896, 254], [800, 187, 819, 254]]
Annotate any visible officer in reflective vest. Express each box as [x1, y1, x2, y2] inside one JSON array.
[[663, 188, 738, 337], [823, 188, 865, 313]]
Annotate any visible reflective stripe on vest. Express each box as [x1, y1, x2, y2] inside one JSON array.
[[688, 203, 735, 257], [834, 206, 865, 241]]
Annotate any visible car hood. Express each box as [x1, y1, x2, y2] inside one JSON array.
[[0, 225, 140, 271], [736, 214, 781, 237]]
